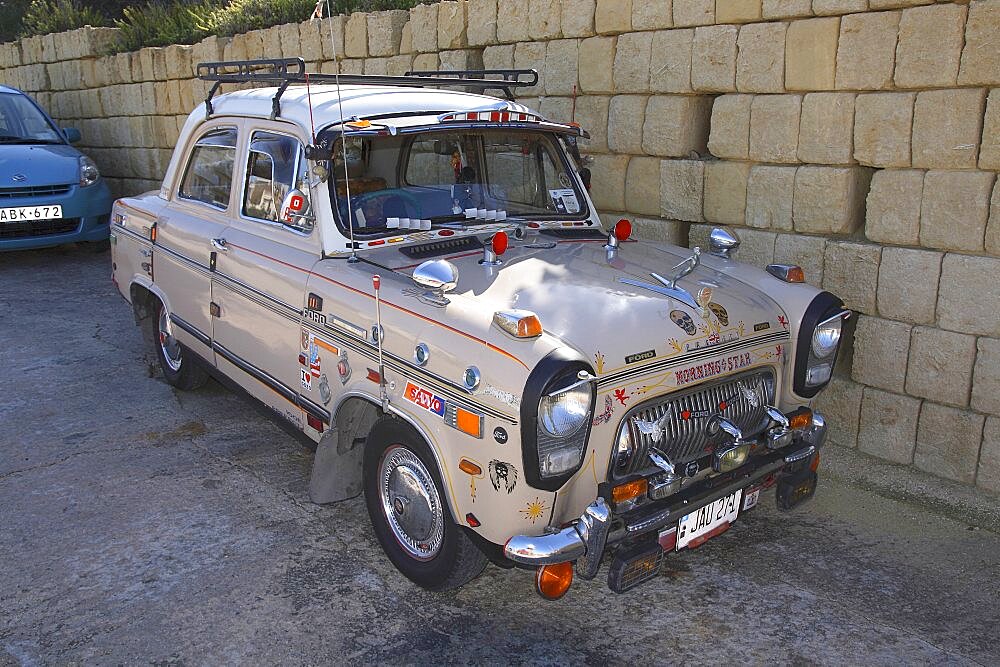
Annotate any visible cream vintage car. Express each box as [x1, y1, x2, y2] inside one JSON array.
[[110, 59, 849, 597]]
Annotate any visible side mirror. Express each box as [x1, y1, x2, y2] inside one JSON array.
[[412, 259, 459, 294], [62, 127, 81, 143], [709, 227, 740, 259], [280, 189, 312, 226]]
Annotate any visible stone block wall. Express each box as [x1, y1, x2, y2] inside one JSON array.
[[1, 0, 998, 494]]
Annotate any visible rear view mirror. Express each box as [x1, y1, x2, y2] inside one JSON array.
[[280, 189, 313, 227], [62, 127, 81, 143]]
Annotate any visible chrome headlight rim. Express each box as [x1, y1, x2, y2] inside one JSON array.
[[538, 383, 591, 438], [793, 292, 850, 398], [811, 316, 843, 359]]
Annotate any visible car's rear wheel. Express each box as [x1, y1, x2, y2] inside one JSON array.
[[363, 417, 487, 591], [152, 301, 207, 390]]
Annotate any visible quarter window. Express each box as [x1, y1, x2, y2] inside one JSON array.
[[178, 127, 238, 208], [242, 131, 311, 230]]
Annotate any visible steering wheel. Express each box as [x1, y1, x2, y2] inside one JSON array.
[[349, 188, 423, 221]]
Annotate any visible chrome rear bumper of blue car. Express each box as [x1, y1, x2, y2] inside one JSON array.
[[504, 411, 828, 577]]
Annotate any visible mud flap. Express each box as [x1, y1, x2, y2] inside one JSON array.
[[309, 427, 364, 503]]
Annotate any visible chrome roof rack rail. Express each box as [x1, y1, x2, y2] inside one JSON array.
[[196, 58, 538, 118]]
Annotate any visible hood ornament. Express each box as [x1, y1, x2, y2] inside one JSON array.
[[619, 247, 702, 310], [632, 405, 674, 443]]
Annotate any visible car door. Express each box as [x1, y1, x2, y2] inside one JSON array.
[[210, 124, 326, 432], [154, 123, 240, 357]]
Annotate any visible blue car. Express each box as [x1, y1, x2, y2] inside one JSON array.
[[0, 85, 112, 251]]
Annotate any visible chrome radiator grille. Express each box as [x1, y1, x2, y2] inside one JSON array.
[[612, 369, 774, 478]]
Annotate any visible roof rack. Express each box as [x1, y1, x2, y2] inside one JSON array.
[[196, 58, 538, 119]]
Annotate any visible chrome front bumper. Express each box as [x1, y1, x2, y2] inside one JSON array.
[[504, 410, 828, 576]]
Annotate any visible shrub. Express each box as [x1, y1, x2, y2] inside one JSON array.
[[193, 0, 316, 37], [20, 0, 107, 37], [113, 0, 217, 51]]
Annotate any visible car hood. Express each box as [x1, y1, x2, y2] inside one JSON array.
[[371, 234, 791, 375], [0, 144, 79, 187]]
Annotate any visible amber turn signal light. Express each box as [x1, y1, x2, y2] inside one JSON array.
[[535, 561, 573, 600], [458, 459, 481, 476], [789, 409, 813, 430], [493, 309, 543, 338], [612, 478, 648, 505]]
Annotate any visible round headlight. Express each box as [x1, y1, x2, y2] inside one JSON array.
[[811, 317, 842, 359], [615, 427, 634, 469], [79, 155, 99, 187], [539, 385, 591, 438]]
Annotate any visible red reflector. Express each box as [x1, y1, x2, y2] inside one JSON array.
[[614, 218, 632, 241], [439, 229, 455, 236], [367, 368, 381, 383], [466, 513, 481, 527], [490, 111, 500, 122], [369, 239, 385, 246], [492, 231, 508, 255], [307, 414, 324, 432], [658, 528, 677, 552]]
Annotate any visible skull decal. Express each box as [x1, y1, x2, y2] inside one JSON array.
[[670, 309, 697, 335]]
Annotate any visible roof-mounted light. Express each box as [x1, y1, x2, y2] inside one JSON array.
[[438, 110, 542, 123]]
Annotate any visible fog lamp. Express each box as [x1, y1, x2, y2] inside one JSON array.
[[714, 443, 751, 472]]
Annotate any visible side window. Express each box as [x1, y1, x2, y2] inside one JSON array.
[[242, 130, 311, 231], [178, 127, 238, 208]]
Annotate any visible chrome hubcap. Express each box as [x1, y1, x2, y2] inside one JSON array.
[[379, 445, 444, 561], [158, 308, 182, 372]]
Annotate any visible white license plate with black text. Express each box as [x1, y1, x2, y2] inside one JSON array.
[[676, 489, 742, 550], [0, 205, 63, 222]]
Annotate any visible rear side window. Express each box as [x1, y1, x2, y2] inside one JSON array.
[[179, 127, 238, 208]]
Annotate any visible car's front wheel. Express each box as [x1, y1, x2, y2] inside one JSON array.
[[152, 301, 208, 390], [363, 417, 487, 591]]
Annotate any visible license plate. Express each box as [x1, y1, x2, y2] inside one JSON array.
[[0, 205, 63, 222], [676, 489, 742, 551]]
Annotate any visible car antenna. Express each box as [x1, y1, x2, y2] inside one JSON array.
[[323, 0, 359, 263]]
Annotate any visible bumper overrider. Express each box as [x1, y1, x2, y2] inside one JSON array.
[[504, 410, 827, 593]]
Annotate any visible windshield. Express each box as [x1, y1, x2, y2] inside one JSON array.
[[0, 92, 63, 144], [327, 129, 586, 236]]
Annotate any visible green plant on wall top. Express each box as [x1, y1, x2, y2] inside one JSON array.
[[20, 0, 107, 35]]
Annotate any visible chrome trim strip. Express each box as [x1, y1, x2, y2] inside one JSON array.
[[168, 313, 211, 347], [113, 225, 151, 245], [155, 243, 213, 278]]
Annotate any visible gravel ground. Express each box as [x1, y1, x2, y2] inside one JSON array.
[[2, 246, 999, 666]]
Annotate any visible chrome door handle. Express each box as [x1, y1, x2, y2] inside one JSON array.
[[211, 238, 228, 251]]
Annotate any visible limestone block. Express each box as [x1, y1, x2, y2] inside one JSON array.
[[822, 240, 880, 314], [798, 92, 854, 165], [527, 0, 562, 39], [562, 0, 597, 38], [746, 165, 796, 230], [793, 166, 871, 235], [749, 94, 801, 164], [853, 92, 913, 168], [410, 3, 439, 52], [915, 403, 985, 483], [650, 29, 694, 93], [625, 157, 662, 216], [243, 30, 265, 62], [717, 0, 762, 23], [973, 337, 1000, 416], [151, 48, 168, 81], [273, 22, 296, 59], [514, 42, 547, 94], [575, 96, 610, 151], [959, 1, 1000, 86], [439, 49, 483, 72], [538, 96, 573, 123], [46, 63, 63, 92], [784, 17, 839, 91], [482, 44, 514, 70], [773, 231, 825, 282], [386, 54, 415, 76], [578, 36, 616, 93], [703, 161, 751, 224], [661, 159, 705, 222], [192, 35, 223, 66], [708, 94, 751, 160], [467, 0, 498, 46], [691, 25, 737, 93], [869, 0, 933, 7], [318, 16, 347, 60], [920, 171, 995, 254], [876, 248, 941, 325], [858, 387, 921, 464], [643, 95, 713, 157], [295, 22, 323, 62], [812, 0, 865, 15], [631, 216, 687, 245], [594, 0, 630, 34], [865, 169, 922, 245], [608, 95, 648, 154], [437, 1, 468, 49], [40, 33, 57, 64], [937, 254, 1000, 337], [589, 153, 630, 210], [982, 90, 1000, 171], [835, 10, 899, 91], [988, 180, 1000, 257], [344, 12, 368, 58], [736, 22, 785, 94], [364, 10, 407, 57], [906, 326, 976, 407], [361, 58, 386, 75], [851, 316, 911, 392], [544, 39, 579, 96], [497, 0, 530, 43], [139, 48, 156, 82], [894, 3, 966, 88], [911, 89, 987, 171], [810, 376, 863, 449], [733, 228, 777, 265], [979, 418, 1000, 494], [633, 1, 673, 30], [400, 21, 414, 54], [614, 32, 653, 93], [673, 0, 714, 26]]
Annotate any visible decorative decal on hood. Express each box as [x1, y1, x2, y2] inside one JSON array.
[[674, 352, 753, 386], [670, 309, 697, 335], [708, 302, 729, 326]]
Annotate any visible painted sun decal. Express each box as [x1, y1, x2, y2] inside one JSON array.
[[520, 497, 549, 524]]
